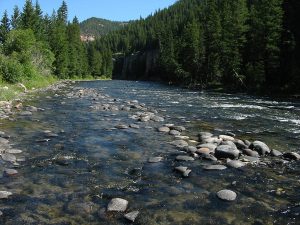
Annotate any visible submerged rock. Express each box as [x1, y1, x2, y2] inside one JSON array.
[[226, 160, 246, 168], [158, 127, 170, 133], [148, 157, 163, 163], [107, 198, 128, 212], [3, 168, 18, 176], [1, 153, 17, 162], [175, 166, 192, 177], [124, 211, 139, 222], [176, 155, 194, 161], [170, 140, 189, 148], [203, 165, 227, 170], [217, 189, 237, 201]]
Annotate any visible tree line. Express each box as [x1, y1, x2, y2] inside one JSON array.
[[0, 0, 112, 85], [92, 0, 299, 94]]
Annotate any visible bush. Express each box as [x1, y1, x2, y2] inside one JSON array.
[[0, 55, 24, 83]]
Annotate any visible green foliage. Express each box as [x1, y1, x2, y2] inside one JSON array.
[[0, 54, 24, 83], [0, 10, 10, 44]]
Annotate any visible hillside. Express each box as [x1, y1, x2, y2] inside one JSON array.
[[80, 17, 127, 38], [87, 0, 300, 94]]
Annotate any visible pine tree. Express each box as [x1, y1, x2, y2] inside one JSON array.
[[21, 0, 36, 29], [0, 10, 10, 44], [11, 6, 21, 30]]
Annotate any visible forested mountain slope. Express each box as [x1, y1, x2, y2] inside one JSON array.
[[80, 17, 127, 37], [89, 0, 300, 94]]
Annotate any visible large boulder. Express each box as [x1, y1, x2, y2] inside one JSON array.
[[215, 145, 240, 159]]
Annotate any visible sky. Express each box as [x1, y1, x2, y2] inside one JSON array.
[[0, 0, 177, 22]]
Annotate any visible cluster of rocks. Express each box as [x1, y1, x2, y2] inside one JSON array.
[[0, 130, 26, 215], [107, 198, 139, 222]]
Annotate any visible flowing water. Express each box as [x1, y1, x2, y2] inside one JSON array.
[[0, 80, 299, 225]]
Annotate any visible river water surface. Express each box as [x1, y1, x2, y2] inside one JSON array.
[[0, 80, 299, 224]]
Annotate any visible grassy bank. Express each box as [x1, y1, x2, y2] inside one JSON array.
[[0, 74, 58, 101]]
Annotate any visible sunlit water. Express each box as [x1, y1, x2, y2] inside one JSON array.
[[0, 80, 299, 224]]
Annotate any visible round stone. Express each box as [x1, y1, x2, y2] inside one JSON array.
[[158, 127, 170, 132], [226, 160, 246, 168], [0, 191, 12, 199], [217, 189, 237, 201], [176, 155, 194, 161], [107, 198, 128, 212], [124, 211, 139, 222]]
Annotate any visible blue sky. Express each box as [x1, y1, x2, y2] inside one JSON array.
[[0, 0, 177, 22]]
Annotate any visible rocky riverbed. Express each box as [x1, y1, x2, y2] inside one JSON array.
[[0, 80, 299, 224]]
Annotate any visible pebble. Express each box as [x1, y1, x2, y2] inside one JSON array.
[[107, 198, 128, 212], [197, 143, 217, 152], [197, 147, 212, 155], [243, 149, 260, 157], [217, 189, 237, 201], [4, 168, 18, 176], [201, 154, 218, 161], [170, 126, 186, 132], [169, 130, 181, 136], [219, 135, 235, 141], [124, 211, 139, 222], [129, 124, 140, 129], [176, 155, 194, 161], [170, 140, 189, 148], [203, 165, 227, 170], [115, 124, 129, 129], [158, 127, 170, 133], [5, 149, 23, 154], [1, 153, 17, 162], [148, 157, 163, 163], [175, 166, 192, 177], [0, 191, 12, 199]]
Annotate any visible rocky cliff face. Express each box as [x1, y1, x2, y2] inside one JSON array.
[[112, 50, 160, 81]]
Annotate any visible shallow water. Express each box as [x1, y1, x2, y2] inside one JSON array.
[[0, 80, 299, 224]]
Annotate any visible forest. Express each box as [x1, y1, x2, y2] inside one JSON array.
[[1, 0, 299, 95]]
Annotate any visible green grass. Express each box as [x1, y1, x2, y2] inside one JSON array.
[[0, 74, 58, 101]]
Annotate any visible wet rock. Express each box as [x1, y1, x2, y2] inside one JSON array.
[[244, 140, 251, 146], [158, 127, 170, 133], [170, 140, 189, 148], [5, 149, 23, 154], [250, 141, 271, 155], [242, 149, 260, 157], [0, 137, 9, 144], [271, 149, 283, 157], [175, 135, 190, 140], [176, 155, 194, 161], [169, 130, 181, 136], [219, 135, 235, 141], [115, 124, 129, 129], [215, 145, 240, 159], [124, 211, 139, 222], [226, 160, 246, 168], [107, 198, 128, 212], [283, 152, 300, 160], [183, 146, 197, 153], [197, 143, 217, 152], [129, 124, 140, 129], [175, 166, 192, 177], [3, 168, 18, 176], [196, 148, 211, 155], [226, 132, 236, 137], [198, 132, 213, 139], [203, 165, 227, 170], [1, 153, 16, 162], [234, 139, 248, 150], [148, 157, 163, 163], [217, 189, 237, 201], [25, 106, 38, 112], [221, 141, 238, 149], [240, 155, 260, 163], [0, 191, 12, 199], [151, 115, 164, 122], [19, 111, 32, 116], [201, 137, 222, 145], [201, 154, 218, 162], [170, 126, 186, 132]]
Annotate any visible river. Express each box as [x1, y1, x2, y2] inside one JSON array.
[[0, 80, 299, 224]]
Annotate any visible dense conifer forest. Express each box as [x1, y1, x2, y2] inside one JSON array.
[[1, 0, 299, 95]]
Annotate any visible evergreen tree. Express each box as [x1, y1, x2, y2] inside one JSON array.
[[0, 10, 10, 44], [11, 6, 21, 30], [21, 0, 36, 29]]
